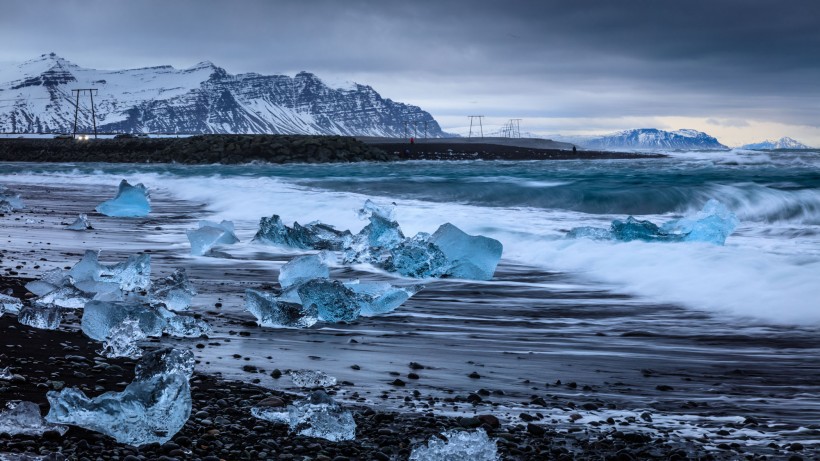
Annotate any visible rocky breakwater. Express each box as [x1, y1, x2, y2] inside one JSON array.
[[0, 135, 395, 164]]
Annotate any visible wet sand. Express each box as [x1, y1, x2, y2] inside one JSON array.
[[0, 177, 817, 459]]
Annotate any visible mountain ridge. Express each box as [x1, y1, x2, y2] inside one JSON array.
[[0, 53, 446, 137], [551, 128, 728, 151], [740, 137, 811, 150]]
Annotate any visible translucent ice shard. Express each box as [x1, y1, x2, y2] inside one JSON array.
[[410, 429, 499, 461], [0, 401, 67, 437], [661, 199, 740, 245], [99, 318, 146, 359], [0, 186, 24, 212], [297, 279, 361, 323], [186, 220, 239, 256], [356, 199, 396, 222], [17, 305, 63, 330], [81, 301, 166, 341], [344, 201, 405, 264], [46, 348, 194, 446], [289, 370, 337, 388], [429, 223, 503, 280], [0, 367, 12, 380], [66, 213, 92, 231], [162, 313, 211, 338], [278, 253, 330, 289], [95, 179, 151, 217], [67, 250, 151, 292], [245, 289, 318, 328], [565, 226, 615, 240], [149, 269, 197, 311], [34, 286, 92, 309], [345, 280, 423, 316], [611, 216, 678, 242], [251, 390, 355, 442], [253, 215, 351, 251], [0, 293, 22, 316], [385, 232, 450, 278]]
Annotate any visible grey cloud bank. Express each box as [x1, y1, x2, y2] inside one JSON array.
[[1, 0, 818, 145]]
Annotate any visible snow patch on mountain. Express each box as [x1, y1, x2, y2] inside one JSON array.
[[740, 137, 811, 150], [550, 128, 727, 151]]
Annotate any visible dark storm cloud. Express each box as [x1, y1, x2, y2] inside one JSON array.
[[1, 0, 819, 126]]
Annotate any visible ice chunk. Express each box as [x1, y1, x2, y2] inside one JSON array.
[[67, 250, 151, 291], [611, 216, 678, 243], [95, 179, 151, 217], [410, 429, 499, 461], [68, 250, 105, 283], [0, 367, 12, 380], [34, 286, 92, 309], [253, 215, 351, 251], [251, 390, 355, 442], [46, 348, 194, 446], [162, 313, 211, 338], [289, 370, 337, 388], [186, 220, 239, 256], [429, 223, 503, 280], [17, 306, 63, 330], [279, 253, 330, 289], [66, 213, 92, 231], [385, 232, 450, 278], [99, 318, 146, 359], [345, 281, 423, 316], [565, 226, 614, 240], [661, 199, 740, 245], [356, 198, 396, 221], [0, 293, 22, 316], [150, 268, 197, 311], [0, 401, 67, 437], [245, 289, 318, 328], [81, 301, 166, 341], [297, 279, 362, 323], [0, 186, 24, 212]]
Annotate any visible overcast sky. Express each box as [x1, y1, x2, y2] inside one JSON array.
[[2, 0, 819, 145]]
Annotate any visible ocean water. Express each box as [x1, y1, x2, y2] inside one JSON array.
[[1, 148, 819, 452]]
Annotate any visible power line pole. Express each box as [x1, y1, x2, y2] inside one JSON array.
[[71, 88, 99, 139], [510, 118, 522, 138], [468, 115, 484, 139]]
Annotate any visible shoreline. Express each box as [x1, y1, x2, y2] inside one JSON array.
[[0, 135, 663, 164]]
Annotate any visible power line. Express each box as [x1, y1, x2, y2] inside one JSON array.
[[467, 115, 484, 140]]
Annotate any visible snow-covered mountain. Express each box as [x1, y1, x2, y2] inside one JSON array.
[[0, 53, 445, 137], [740, 137, 811, 150], [551, 128, 727, 150]]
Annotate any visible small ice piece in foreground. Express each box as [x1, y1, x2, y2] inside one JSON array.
[[0, 293, 23, 316], [429, 223, 503, 280], [410, 429, 499, 461], [99, 318, 146, 359], [150, 268, 197, 311], [162, 313, 211, 338], [17, 306, 63, 330], [356, 198, 396, 221], [0, 367, 13, 380], [289, 370, 337, 388], [253, 215, 351, 251], [186, 220, 239, 256], [386, 232, 450, 278], [245, 289, 318, 328], [66, 213, 93, 231], [251, 390, 355, 442], [95, 179, 151, 217], [661, 199, 740, 245], [0, 186, 25, 212], [297, 279, 362, 323], [46, 348, 194, 446], [0, 401, 67, 437], [68, 250, 151, 291], [81, 301, 166, 341], [34, 286, 91, 309], [279, 253, 330, 289], [345, 281, 423, 316]]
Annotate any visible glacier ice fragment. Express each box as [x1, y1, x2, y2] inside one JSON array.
[[661, 199, 740, 245], [279, 253, 330, 289], [245, 289, 318, 328], [251, 390, 355, 442], [95, 179, 151, 217], [0, 401, 67, 437], [289, 370, 337, 388], [297, 279, 362, 323], [68, 250, 151, 291], [46, 348, 194, 446], [99, 318, 146, 359], [0, 293, 22, 316], [186, 220, 239, 256], [385, 232, 450, 278], [565, 226, 614, 240], [254, 215, 351, 250], [162, 313, 211, 338], [410, 429, 499, 461], [66, 213, 92, 231], [429, 223, 503, 280], [0, 186, 24, 212], [345, 280, 423, 316], [149, 268, 197, 311], [17, 306, 63, 330], [81, 301, 166, 341]]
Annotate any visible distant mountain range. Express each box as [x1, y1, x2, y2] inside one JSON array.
[[0, 53, 446, 137], [740, 137, 811, 150], [552, 128, 728, 151]]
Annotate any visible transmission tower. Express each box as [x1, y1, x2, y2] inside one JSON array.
[[71, 88, 99, 139], [468, 115, 484, 139], [508, 118, 522, 138]]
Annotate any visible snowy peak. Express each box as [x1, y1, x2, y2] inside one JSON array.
[[0, 54, 445, 137], [740, 137, 811, 150], [575, 128, 727, 151]]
